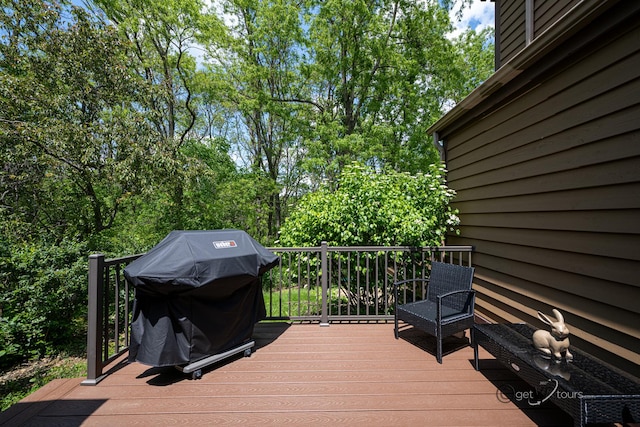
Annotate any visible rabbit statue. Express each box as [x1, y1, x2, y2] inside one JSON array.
[[532, 309, 573, 361]]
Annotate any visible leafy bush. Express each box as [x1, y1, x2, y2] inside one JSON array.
[[278, 162, 459, 247], [277, 163, 459, 313], [0, 239, 88, 370]]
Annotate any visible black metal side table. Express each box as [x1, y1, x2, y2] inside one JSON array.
[[472, 323, 640, 427]]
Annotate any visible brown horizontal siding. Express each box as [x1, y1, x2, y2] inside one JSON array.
[[445, 239, 640, 376], [499, 0, 526, 64], [469, 267, 640, 369], [448, 22, 640, 158], [449, 38, 640, 164], [456, 235, 639, 301], [457, 225, 639, 261], [458, 210, 640, 234], [500, 0, 524, 38], [534, 0, 580, 37], [441, 2, 640, 375], [470, 261, 639, 345], [454, 237, 638, 289], [452, 155, 640, 202], [450, 120, 640, 187], [448, 91, 640, 178], [496, 0, 589, 67], [453, 182, 640, 213]]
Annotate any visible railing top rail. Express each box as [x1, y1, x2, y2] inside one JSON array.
[[90, 253, 144, 267], [269, 245, 473, 252], [92, 245, 474, 264], [268, 247, 322, 252]]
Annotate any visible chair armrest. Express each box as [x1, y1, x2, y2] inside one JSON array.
[[393, 278, 429, 289], [436, 289, 476, 321], [437, 289, 475, 300], [393, 279, 430, 313]]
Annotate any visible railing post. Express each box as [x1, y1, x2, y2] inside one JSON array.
[[320, 241, 329, 326], [82, 254, 105, 386]]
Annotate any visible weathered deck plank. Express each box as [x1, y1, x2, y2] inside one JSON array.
[[0, 322, 576, 426]]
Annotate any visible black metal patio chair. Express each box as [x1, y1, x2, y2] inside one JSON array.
[[394, 261, 476, 363]]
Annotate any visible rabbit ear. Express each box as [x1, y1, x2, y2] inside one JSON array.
[[538, 311, 552, 325], [552, 309, 564, 323]]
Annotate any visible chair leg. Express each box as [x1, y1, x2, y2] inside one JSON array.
[[437, 336, 443, 364], [394, 318, 399, 339]]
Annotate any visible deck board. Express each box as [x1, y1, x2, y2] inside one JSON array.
[[0, 322, 578, 426]]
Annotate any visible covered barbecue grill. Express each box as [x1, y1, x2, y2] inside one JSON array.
[[124, 229, 278, 377]]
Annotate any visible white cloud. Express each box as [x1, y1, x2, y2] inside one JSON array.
[[448, 0, 495, 39]]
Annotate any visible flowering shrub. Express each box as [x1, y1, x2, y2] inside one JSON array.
[[278, 163, 459, 247]]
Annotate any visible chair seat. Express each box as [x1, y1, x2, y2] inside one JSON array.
[[398, 299, 473, 324]]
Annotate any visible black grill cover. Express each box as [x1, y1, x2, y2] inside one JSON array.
[[124, 230, 279, 367]]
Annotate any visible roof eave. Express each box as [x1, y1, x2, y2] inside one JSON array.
[[427, 0, 619, 135]]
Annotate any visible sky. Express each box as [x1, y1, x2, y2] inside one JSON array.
[[448, 0, 495, 39]]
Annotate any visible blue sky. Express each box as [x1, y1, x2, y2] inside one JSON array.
[[449, 0, 495, 38]]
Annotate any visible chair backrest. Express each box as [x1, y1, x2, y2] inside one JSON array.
[[426, 261, 475, 305]]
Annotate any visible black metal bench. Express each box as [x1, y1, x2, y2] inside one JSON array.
[[473, 322, 640, 427], [394, 261, 476, 363]]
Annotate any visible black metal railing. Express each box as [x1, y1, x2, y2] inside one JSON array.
[[82, 243, 472, 384]]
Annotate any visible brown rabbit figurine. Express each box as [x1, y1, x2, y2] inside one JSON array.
[[532, 309, 573, 360]]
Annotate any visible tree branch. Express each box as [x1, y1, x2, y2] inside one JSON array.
[[271, 97, 325, 113]]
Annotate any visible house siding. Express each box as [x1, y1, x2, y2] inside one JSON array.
[[498, 0, 525, 65], [441, 1, 640, 375], [497, 0, 581, 67], [534, 0, 580, 37]]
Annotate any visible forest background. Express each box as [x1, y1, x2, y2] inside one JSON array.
[[0, 0, 493, 381]]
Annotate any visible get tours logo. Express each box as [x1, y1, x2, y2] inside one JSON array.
[[496, 379, 583, 406]]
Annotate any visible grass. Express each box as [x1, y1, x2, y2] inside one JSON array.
[[264, 286, 323, 317], [0, 355, 86, 412], [263, 286, 353, 317]]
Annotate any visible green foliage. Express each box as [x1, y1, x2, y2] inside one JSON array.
[[298, 0, 489, 179], [204, 0, 308, 239], [446, 27, 496, 104], [277, 163, 459, 313], [0, 356, 86, 411], [0, 239, 88, 370], [278, 163, 459, 247], [0, 1, 158, 243]]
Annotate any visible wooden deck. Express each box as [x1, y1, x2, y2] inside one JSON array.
[[1, 322, 578, 426]]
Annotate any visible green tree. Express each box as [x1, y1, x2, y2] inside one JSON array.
[[93, 0, 209, 142], [0, 0, 155, 366], [0, 1, 155, 243], [0, 239, 88, 368], [97, 138, 242, 254], [93, 0, 229, 231], [203, 0, 310, 239], [443, 26, 495, 107], [278, 162, 459, 247], [299, 0, 487, 181]]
